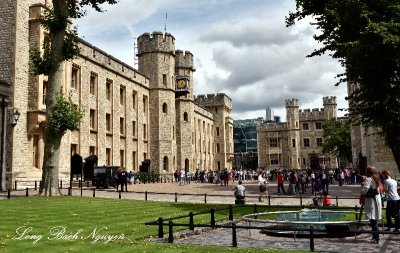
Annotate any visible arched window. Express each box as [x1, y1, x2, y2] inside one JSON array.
[[183, 112, 188, 122], [162, 103, 168, 114], [163, 156, 169, 171]]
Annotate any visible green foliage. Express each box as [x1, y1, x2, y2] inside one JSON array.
[[47, 92, 84, 135], [322, 119, 352, 162], [30, 43, 53, 76], [135, 172, 161, 183], [286, 0, 400, 169]]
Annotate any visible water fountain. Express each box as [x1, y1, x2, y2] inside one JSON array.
[[242, 208, 366, 238]]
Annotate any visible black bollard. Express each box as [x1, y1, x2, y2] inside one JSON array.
[[168, 221, 174, 243], [93, 189, 96, 197], [14, 181, 17, 190], [145, 191, 148, 201], [228, 205, 233, 220], [175, 192, 177, 202], [232, 223, 237, 247], [310, 225, 315, 251], [158, 218, 164, 238], [60, 180, 63, 189], [210, 208, 215, 227], [119, 191, 121, 199], [7, 189, 11, 199], [189, 212, 194, 231], [26, 188, 29, 197], [204, 193, 207, 204], [35, 181, 37, 190]]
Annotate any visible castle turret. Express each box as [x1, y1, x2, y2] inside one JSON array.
[[285, 98, 301, 169], [137, 32, 177, 173], [323, 96, 337, 120]]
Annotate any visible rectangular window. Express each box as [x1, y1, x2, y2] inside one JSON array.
[[132, 121, 136, 138], [132, 151, 136, 172], [143, 96, 148, 114], [143, 124, 147, 139], [42, 81, 47, 106], [216, 127, 220, 136], [120, 150, 125, 169], [90, 109, 96, 130], [120, 117, 125, 135], [315, 122, 322, 130], [89, 146, 96, 156], [32, 135, 40, 167], [303, 158, 306, 165], [71, 66, 79, 89], [270, 154, 279, 165], [303, 123, 309, 130], [106, 113, 111, 132], [120, 86, 125, 106], [162, 74, 167, 86], [317, 138, 323, 147], [106, 79, 112, 101], [106, 148, 111, 166], [90, 72, 97, 95], [217, 143, 220, 153], [304, 138, 310, 147], [292, 139, 296, 147], [269, 138, 278, 147], [132, 91, 137, 111]]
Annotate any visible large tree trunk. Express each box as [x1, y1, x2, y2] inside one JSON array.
[[39, 0, 67, 196]]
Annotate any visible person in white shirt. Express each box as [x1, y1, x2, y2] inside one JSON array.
[[234, 180, 245, 200], [382, 170, 400, 232]]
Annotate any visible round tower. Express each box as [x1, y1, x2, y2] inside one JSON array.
[[323, 96, 337, 119], [137, 31, 177, 173]]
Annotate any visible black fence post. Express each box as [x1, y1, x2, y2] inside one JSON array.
[[268, 195, 271, 206], [175, 192, 178, 202], [204, 193, 207, 204], [310, 225, 315, 252], [210, 208, 215, 227], [145, 191, 148, 201], [158, 218, 164, 238], [229, 205, 233, 220], [232, 223, 237, 247], [7, 189, 11, 199], [14, 180, 17, 190], [87, 181, 90, 187], [254, 204, 258, 220], [300, 195, 303, 206], [336, 196, 339, 206], [26, 188, 29, 197], [168, 221, 174, 243], [80, 184, 83, 196], [119, 191, 122, 199], [189, 212, 194, 231], [68, 187, 72, 196], [35, 181, 37, 190], [93, 189, 96, 197]]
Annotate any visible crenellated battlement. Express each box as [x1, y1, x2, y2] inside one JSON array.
[[299, 108, 326, 121], [285, 98, 299, 108], [323, 96, 337, 105], [137, 31, 175, 56], [195, 93, 232, 110], [175, 50, 194, 70]]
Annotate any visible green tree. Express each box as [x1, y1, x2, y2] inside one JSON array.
[[286, 0, 400, 172], [322, 119, 352, 165], [31, 0, 117, 196]]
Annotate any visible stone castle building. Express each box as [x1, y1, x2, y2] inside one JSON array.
[[347, 83, 397, 175], [0, 1, 233, 189], [257, 97, 338, 171]]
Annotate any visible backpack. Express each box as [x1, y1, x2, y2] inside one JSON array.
[[259, 181, 267, 192]]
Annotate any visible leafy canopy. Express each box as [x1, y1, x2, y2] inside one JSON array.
[[322, 118, 352, 162], [286, 0, 400, 144], [47, 92, 84, 135]]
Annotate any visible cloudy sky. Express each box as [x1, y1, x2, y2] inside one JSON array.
[[74, 0, 348, 120]]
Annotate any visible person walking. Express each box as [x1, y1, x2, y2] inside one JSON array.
[[277, 171, 286, 195], [258, 172, 268, 202], [381, 170, 400, 232], [234, 180, 246, 203], [360, 166, 382, 244]]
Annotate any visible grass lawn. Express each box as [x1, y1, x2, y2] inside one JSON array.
[[0, 196, 307, 253]]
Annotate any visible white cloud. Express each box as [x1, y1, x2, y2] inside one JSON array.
[[74, 0, 348, 120]]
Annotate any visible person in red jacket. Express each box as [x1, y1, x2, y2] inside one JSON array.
[[322, 191, 332, 206], [277, 171, 286, 195]]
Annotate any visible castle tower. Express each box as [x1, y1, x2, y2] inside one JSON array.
[[323, 96, 337, 119], [137, 32, 177, 173], [285, 99, 301, 169], [175, 50, 195, 171]]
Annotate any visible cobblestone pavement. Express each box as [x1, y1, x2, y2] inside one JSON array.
[[2, 181, 399, 252]]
